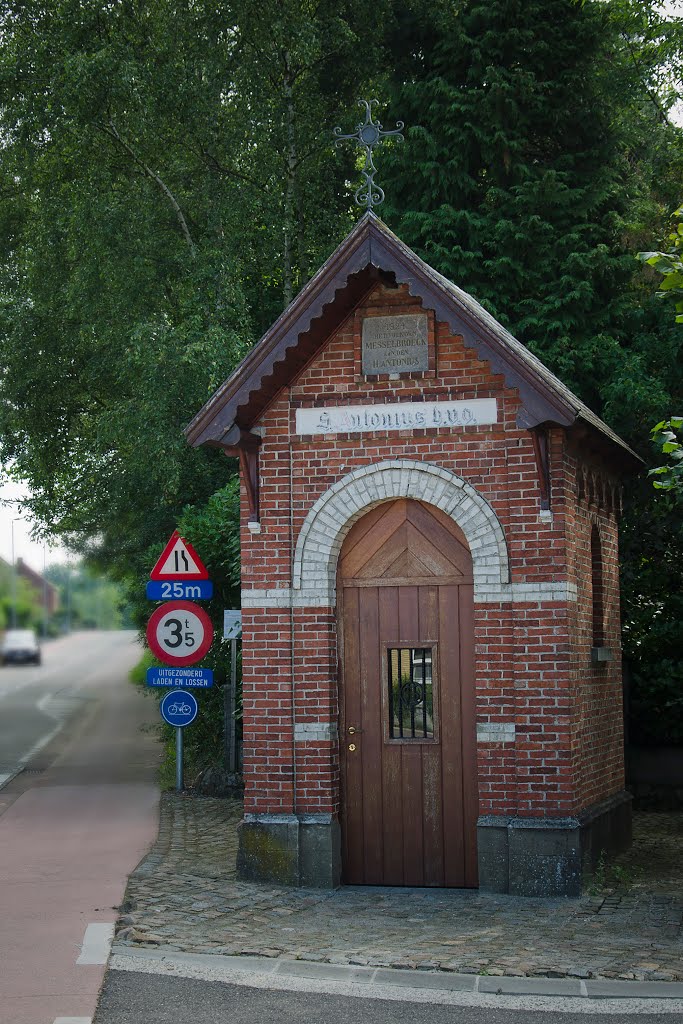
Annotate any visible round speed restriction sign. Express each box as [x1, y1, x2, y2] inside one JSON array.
[[146, 601, 214, 667]]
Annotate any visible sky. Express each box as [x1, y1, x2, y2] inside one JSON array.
[[0, 477, 68, 572]]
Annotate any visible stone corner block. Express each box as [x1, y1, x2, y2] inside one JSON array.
[[237, 815, 341, 888], [237, 818, 300, 886]]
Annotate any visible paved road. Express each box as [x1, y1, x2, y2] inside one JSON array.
[[94, 966, 678, 1023], [0, 630, 161, 1024]]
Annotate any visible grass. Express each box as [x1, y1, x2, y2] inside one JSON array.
[[587, 850, 641, 894], [129, 648, 157, 687]]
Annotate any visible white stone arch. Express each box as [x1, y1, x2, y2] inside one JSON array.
[[292, 460, 510, 605]]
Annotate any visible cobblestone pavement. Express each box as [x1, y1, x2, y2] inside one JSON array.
[[114, 797, 683, 983]]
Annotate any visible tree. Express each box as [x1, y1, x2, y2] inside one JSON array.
[[2, 0, 683, 757], [380, 0, 683, 746], [639, 204, 683, 323], [0, 562, 44, 630], [0, 0, 388, 585], [649, 417, 683, 493], [44, 563, 128, 631], [381, 0, 642, 406]]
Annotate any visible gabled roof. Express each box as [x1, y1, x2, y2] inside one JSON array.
[[185, 212, 639, 464]]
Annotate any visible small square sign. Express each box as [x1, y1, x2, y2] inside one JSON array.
[[223, 610, 242, 640]]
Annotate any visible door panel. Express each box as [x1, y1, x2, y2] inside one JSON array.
[[338, 500, 478, 888]]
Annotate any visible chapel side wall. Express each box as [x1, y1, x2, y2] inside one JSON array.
[[500, 427, 576, 817], [564, 453, 626, 814], [238, 282, 586, 825], [239, 390, 296, 817]]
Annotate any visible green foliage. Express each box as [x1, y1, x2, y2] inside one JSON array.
[[129, 648, 156, 689], [381, 0, 683, 745], [382, 0, 641, 405], [0, 568, 44, 630], [0, 3, 390, 777], [588, 849, 640, 894], [44, 562, 128, 630], [639, 206, 683, 323], [620, 479, 683, 745], [0, 0, 387, 582], [650, 417, 683, 492], [1, 0, 683, 760]]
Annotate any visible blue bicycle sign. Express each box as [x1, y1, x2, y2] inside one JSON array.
[[160, 689, 198, 727]]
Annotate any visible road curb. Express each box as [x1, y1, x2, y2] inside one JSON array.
[[111, 944, 683, 1001]]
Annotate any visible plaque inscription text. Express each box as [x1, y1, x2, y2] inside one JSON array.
[[362, 314, 429, 374]]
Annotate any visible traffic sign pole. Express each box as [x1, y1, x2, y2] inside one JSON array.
[[226, 638, 237, 774], [223, 611, 242, 775], [159, 690, 198, 792], [147, 532, 214, 793], [176, 727, 183, 792]]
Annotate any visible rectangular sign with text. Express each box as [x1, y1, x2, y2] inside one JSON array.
[[146, 579, 213, 600], [146, 666, 214, 688]]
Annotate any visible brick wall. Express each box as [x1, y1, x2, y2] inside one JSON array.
[[238, 283, 626, 823], [565, 457, 625, 810]]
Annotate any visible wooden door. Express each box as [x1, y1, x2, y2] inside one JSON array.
[[338, 499, 478, 887]]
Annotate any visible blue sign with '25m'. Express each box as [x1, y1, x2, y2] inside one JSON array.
[[147, 579, 213, 600]]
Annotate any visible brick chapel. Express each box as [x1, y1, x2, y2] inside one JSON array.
[[186, 212, 639, 897]]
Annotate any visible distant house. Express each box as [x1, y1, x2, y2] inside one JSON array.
[[9, 558, 60, 615]]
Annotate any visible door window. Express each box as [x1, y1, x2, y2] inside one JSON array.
[[386, 646, 435, 740]]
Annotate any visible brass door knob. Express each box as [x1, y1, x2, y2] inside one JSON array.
[[348, 743, 357, 752]]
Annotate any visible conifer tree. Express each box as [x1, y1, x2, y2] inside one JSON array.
[[382, 0, 638, 408]]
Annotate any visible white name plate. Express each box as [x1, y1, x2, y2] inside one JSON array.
[[296, 398, 497, 435]]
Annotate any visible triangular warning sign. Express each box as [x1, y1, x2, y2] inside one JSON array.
[[150, 530, 209, 580]]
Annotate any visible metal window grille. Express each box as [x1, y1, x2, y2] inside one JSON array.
[[387, 647, 433, 739]]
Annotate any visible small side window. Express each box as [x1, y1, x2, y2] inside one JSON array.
[[591, 524, 605, 650]]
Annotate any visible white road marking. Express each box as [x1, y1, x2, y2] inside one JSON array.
[[76, 922, 115, 965], [0, 692, 86, 789], [0, 722, 62, 789], [53, 1018, 92, 1023]]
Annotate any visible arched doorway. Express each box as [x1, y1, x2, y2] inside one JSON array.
[[337, 498, 478, 887]]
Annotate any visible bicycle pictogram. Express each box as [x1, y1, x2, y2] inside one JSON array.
[[167, 702, 192, 715]]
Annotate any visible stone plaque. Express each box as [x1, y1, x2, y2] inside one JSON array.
[[362, 314, 429, 374], [296, 398, 497, 436]]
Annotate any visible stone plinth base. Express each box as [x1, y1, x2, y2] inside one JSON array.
[[237, 814, 341, 888], [238, 793, 631, 895], [477, 791, 632, 897]]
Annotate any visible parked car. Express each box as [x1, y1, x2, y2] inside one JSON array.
[[1, 629, 41, 666]]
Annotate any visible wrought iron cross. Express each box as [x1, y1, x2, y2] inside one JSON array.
[[333, 99, 404, 212]]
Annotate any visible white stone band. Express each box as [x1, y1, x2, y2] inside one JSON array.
[[477, 722, 516, 743], [294, 722, 338, 742], [241, 588, 332, 609], [242, 580, 577, 609]]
